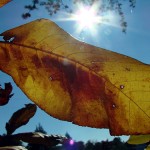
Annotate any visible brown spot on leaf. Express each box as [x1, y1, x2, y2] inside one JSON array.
[[125, 67, 131, 71], [0, 19, 150, 135], [32, 55, 42, 68], [63, 65, 108, 127], [11, 46, 23, 60], [0, 46, 11, 62], [90, 63, 102, 72], [19, 66, 28, 77], [41, 55, 60, 69], [62, 62, 77, 85]]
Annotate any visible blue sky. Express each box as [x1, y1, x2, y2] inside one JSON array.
[[0, 0, 150, 143]]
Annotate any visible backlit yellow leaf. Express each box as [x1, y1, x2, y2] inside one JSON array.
[[146, 145, 150, 150], [0, 19, 149, 135], [0, 0, 11, 8], [127, 135, 150, 144]]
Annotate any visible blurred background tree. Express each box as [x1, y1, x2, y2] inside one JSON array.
[[22, 0, 136, 33], [0, 134, 22, 147], [26, 123, 49, 150]]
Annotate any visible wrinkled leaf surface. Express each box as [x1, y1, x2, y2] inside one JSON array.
[[0, 19, 150, 135], [6, 104, 37, 135], [127, 135, 150, 144]]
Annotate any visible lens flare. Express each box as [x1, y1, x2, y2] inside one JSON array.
[[55, 2, 117, 37], [74, 6, 101, 29], [69, 139, 74, 145], [71, 2, 102, 34]]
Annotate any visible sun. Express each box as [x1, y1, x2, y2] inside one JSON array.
[[55, 2, 116, 36], [71, 3, 102, 33], [75, 7, 100, 29]]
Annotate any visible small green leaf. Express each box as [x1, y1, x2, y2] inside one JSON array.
[[127, 135, 150, 144]]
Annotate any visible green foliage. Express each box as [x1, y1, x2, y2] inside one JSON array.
[[27, 124, 48, 150]]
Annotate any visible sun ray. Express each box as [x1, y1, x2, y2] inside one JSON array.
[[71, 2, 102, 33], [54, 2, 119, 38]]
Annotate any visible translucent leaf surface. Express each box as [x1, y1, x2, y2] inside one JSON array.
[[0, 19, 150, 135], [0, 0, 11, 8], [127, 135, 150, 144]]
